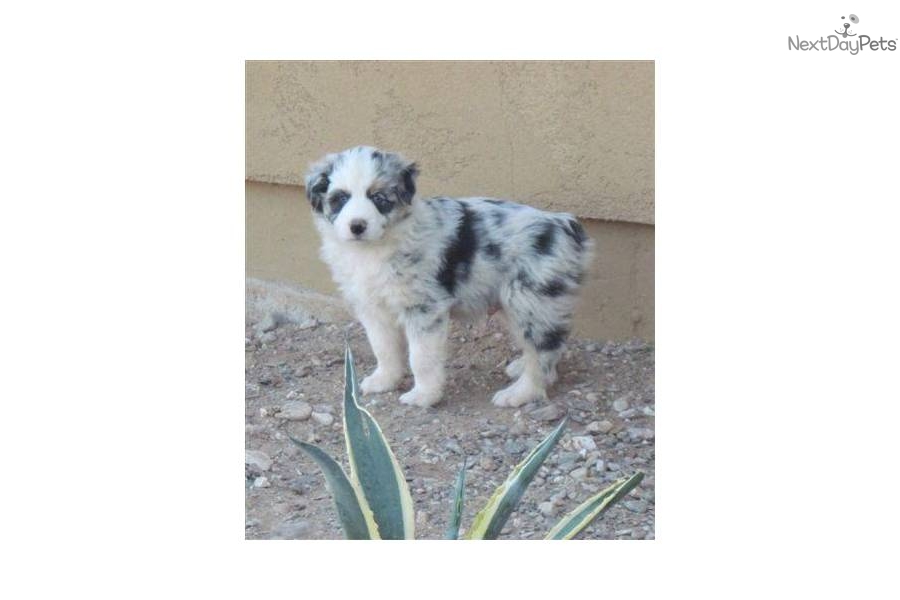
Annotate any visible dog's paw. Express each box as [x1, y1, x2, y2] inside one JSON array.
[[360, 369, 403, 395], [504, 357, 525, 379], [398, 387, 442, 407], [491, 381, 546, 408]]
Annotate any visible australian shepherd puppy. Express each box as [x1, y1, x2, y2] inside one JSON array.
[[305, 146, 592, 408]]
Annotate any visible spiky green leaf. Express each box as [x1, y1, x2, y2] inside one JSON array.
[[342, 346, 415, 540], [289, 437, 376, 540], [544, 471, 645, 540], [465, 417, 568, 539], [445, 459, 467, 539]]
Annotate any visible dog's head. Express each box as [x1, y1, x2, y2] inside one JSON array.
[[305, 146, 419, 242]]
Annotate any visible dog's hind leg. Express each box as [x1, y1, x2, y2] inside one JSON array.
[[492, 283, 573, 407]]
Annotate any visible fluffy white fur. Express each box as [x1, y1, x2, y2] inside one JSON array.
[[305, 146, 593, 408]]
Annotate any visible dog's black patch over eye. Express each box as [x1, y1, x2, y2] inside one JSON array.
[[369, 190, 394, 215], [533, 222, 557, 254], [328, 191, 350, 217], [436, 204, 478, 295]]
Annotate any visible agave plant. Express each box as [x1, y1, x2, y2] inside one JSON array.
[[290, 346, 644, 540]]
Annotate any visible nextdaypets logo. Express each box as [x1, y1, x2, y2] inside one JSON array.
[[789, 14, 898, 55]]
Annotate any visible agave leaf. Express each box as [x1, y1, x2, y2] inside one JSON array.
[[342, 346, 415, 540], [544, 471, 645, 540], [289, 436, 377, 540], [465, 417, 568, 540], [445, 458, 467, 540]]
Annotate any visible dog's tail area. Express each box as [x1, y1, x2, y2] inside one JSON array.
[[561, 216, 595, 288]]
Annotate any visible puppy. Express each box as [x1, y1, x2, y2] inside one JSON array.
[[305, 146, 592, 408]]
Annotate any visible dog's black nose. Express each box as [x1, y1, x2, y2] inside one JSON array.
[[350, 219, 367, 236]]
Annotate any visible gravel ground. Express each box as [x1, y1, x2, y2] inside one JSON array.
[[245, 310, 655, 540]]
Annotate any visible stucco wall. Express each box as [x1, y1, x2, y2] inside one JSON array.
[[246, 61, 654, 224]]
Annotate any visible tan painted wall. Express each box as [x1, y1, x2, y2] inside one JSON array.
[[246, 61, 654, 224], [246, 182, 653, 340]]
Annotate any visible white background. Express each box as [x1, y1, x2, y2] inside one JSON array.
[[2, 1, 898, 597]]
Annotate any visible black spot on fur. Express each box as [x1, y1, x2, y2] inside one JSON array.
[[484, 243, 502, 260], [537, 326, 568, 352], [492, 211, 506, 227], [403, 252, 423, 265], [533, 222, 557, 254], [516, 270, 535, 290], [436, 204, 478, 295], [539, 278, 568, 297], [562, 218, 587, 250], [483, 199, 506, 205]]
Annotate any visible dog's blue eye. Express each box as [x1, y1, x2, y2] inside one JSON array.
[[369, 191, 394, 215]]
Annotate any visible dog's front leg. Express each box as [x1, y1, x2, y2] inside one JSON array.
[[398, 316, 449, 407], [358, 308, 406, 394]]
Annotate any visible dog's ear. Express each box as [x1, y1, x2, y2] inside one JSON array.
[[304, 156, 335, 213], [394, 160, 420, 205]]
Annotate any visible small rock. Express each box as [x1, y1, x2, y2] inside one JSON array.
[[627, 427, 654, 442], [572, 435, 598, 452], [538, 501, 557, 517], [624, 500, 648, 514], [245, 450, 272, 472], [311, 412, 334, 426], [509, 420, 528, 436], [585, 392, 601, 402], [531, 403, 564, 422], [253, 476, 271, 488], [569, 467, 589, 480], [479, 456, 498, 471], [612, 397, 630, 412], [280, 401, 312, 421], [504, 439, 526, 455], [313, 404, 335, 415], [587, 420, 614, 434], [595, 459, 606, 472], [443, 439, 464, 455], [556, 451, 580, 469], [298, 318, 318, 330]]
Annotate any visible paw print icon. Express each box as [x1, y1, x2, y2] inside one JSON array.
[[836, 14, 859, 38]]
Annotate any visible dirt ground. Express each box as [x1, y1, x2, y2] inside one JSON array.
[[245, 308, 655, 540]]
